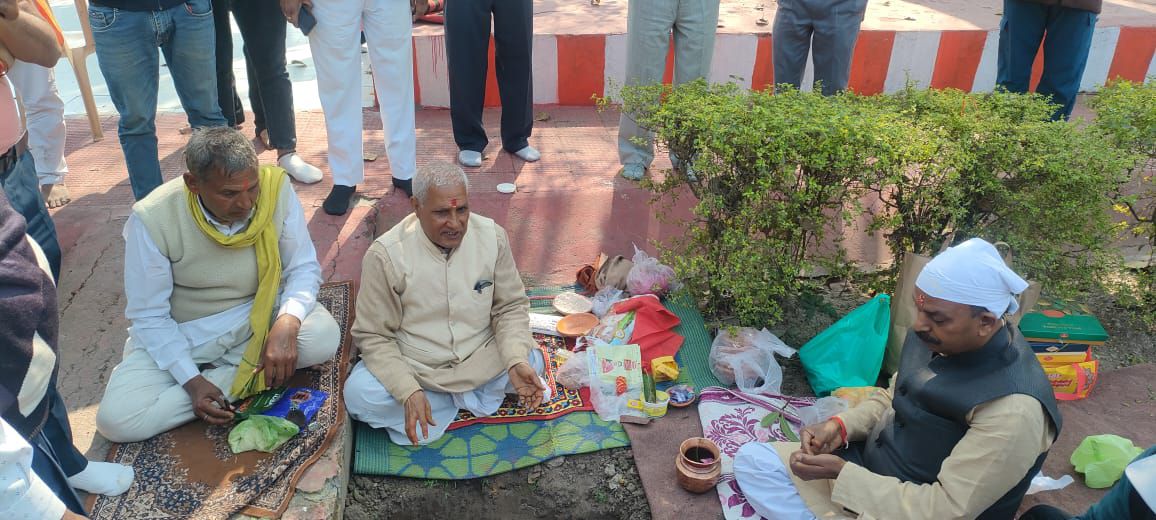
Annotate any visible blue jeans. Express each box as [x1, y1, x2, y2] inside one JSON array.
[[1, 150, 61, 280], [89, 0, 227, 200], [996, 0, 1097, 121]]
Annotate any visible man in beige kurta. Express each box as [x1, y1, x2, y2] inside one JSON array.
[[344, 162, 548, 446]]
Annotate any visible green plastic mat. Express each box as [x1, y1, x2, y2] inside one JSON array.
[[352, 412, 629, 479], [666, 291, 725, 389]]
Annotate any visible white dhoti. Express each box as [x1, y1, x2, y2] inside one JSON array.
[[6, 61, 68, 185], [95, 305, 341, 443], [733, 442, 856, 520], [344, 349, 549, 446]]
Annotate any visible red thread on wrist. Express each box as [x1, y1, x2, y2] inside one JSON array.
[[832, 416, 849, 448]]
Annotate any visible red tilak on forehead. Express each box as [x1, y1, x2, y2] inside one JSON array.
[[915, 293, 927, 309], [449, 198, 459, 208]]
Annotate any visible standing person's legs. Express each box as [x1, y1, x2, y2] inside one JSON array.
[[309, 0, 368, 213], [40, 383, 135, 496], [1037, 6, 1096, 120], [164, 0, 228, 130], [0, 151, 60, 280], [232, 0, 323, 183], [809, 0, 865, 95], [771, 0, 814, 92], [491, 0, 535, 157], [996, 0, 1048, 95], [6, 61, 70, 208], [445, 0, 494, 161], [362, 0, 418, 190], [211, 0, 245, 127], [617, 0, 676, 180], [88, 6, 165, 200], [671, 0, 721, 86]]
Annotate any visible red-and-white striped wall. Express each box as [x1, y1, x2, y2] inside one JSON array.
[[409, 27, 1156, 108]]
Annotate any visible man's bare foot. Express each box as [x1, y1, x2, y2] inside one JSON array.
[[41, 183, 71, 208]]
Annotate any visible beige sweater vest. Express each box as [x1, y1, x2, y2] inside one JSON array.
[[132, 176, 289, 324]]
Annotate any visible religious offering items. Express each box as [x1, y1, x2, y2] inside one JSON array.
[[553, 291, 594, 315], [1019, 296, 1107, 400], [709, 327, 797, 395], [557, 312, 600, 337]]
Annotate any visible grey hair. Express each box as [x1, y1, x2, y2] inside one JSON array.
[[413, 161, 469, 204], [184, 127, 259, 181]]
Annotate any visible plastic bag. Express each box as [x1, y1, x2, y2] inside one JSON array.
[[228, 415, 300, 453], [591, 286, 625, 318], [1026, 472, 1074, 495], [587, 341, 646, 422], [262, 387, 329, 429], [799, 294, 890, 397], [709, 327, 797, 395], [1071, 434, 1144, 488], [590, 311, 636, 345], [796, 396, 850, 427], [557, 351, 590, 390], [625, 245, 678, 297]]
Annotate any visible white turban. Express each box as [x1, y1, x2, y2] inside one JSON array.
[[915, 238, 1029, 317]]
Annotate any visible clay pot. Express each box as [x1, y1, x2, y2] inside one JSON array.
[[675, 437, 721, 494]]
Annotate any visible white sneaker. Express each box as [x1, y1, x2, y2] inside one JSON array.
[[278, 153, 323, 184], [513, 146, 541, 162], [458, 150, 483, 168]]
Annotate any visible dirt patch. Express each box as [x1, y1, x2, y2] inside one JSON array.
[[346, 447, 650, 520]]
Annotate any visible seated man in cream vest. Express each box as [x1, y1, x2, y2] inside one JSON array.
[[344, 162, 549, 446], [95, 127, 340, 443]]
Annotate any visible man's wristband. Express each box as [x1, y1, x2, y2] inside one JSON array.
[[832, 416, 849, 449]]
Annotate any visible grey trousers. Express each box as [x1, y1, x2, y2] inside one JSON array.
[[618, 0, 721, 169], [772, 0, 868, 96]]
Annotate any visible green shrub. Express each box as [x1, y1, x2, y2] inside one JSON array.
[[1090, 80, 1156, 319], [614, 81, 1131, 326]]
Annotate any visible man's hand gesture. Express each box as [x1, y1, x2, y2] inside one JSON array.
[[258, 314, 300, 388], [508, 362, 546, 411], [403, 390, 437, 446], [789, 451, 847, 481], [182, 375, 234, 425], [800, 418, 844, 455]]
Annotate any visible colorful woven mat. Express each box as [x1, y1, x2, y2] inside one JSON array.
[[353, 412, 629, 479]]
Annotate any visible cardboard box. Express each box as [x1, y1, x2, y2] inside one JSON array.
[[1036, 347, 1092, 364], [1018, 296, 1108, 347]]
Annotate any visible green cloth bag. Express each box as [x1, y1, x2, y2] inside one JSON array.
[[228, 415, 300, 454], [799, 294, 890, 397], [1071, 434, 1144, 489]]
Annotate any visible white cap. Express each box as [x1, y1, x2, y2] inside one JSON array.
[[915, 238, 1029, 316]]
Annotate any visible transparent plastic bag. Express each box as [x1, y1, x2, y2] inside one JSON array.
[[556, 351, 590, 390], [709, 327, 797, 395], [796, 396, 850, 426], [587, 341, 646, 422], [590, 286, 625, 318], [625, 245, 679, 297]]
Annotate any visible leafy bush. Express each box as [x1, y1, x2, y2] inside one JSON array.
[[1090, 80, 1156, 319], [615, 81, 1132, 326]]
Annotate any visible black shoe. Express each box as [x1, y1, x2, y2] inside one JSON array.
[[323, 185, 356, 215], [392, 177, 413, 198]]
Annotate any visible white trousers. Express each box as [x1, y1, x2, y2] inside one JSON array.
[[6, 61, 68, 184], [733, 442, 856, 520], [95, 305, 341, 443], [344, 349, 549, 446], [307, 0, 417, 186]]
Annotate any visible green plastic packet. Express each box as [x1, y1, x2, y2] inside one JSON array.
[[228, 415, 300, 454], [1070, 434, 1144, 488]]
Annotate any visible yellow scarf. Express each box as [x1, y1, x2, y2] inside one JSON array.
[[186, 165, 286, 399]]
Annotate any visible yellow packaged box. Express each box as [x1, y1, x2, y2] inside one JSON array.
[[1039, 350, 1098, 401]]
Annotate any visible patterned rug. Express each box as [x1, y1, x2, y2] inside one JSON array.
[[447, 334, 593, 430], [353, 411, 629, 479], [698, 387, 816, 520], [87, 281, 354, 519]]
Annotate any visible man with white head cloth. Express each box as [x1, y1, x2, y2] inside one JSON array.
[[344, 161, 551, 446], [733, 238, 1062, 520]]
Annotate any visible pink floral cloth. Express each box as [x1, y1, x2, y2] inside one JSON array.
[[698, 387, 815, 520]]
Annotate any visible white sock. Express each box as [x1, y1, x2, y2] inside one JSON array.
[[68, 461, 135, 496]]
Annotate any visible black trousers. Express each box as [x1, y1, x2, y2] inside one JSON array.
[[212, 0, 297, 151], [445, 0, 533, 153]]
